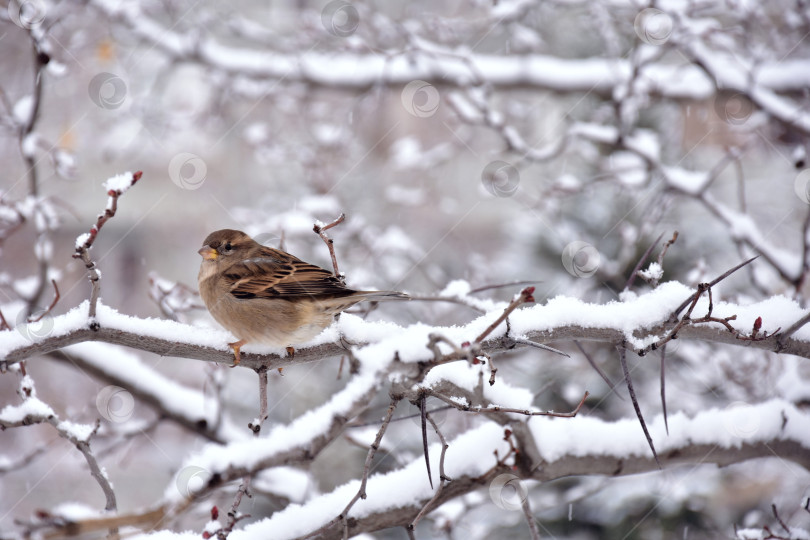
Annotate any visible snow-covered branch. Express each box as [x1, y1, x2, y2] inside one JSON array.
[[3, 282, 809, 370]]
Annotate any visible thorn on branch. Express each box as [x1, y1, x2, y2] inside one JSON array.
[[618, 345, 662, 469], [410, 412, 451, 529], [420, 393, 433, 489]]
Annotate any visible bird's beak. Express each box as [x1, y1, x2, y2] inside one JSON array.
[[198, 245, 218, 260]]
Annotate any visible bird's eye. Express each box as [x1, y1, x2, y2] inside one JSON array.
[[224, 242, 233, 251]]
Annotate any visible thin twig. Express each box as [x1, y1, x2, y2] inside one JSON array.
[[313, 213, 346, 280], [511, 336, 569, 357], [771, 503, 791, 535], [428, 389, 589, 418], [73, 171, 142, 322], [670, 256, 758, 320], [221, 367, 270, 537], [28, 279, 59, 323], [574, 340, 624, 400], [347, 405, 455, 428], [406, 294, 485, 314], [521, 495, 541, 540], [304, 398, 399, 539], [660, 345, 669, 435], [624, 232, 664, 291], [656, 231, 679, 267], [618, 345, 661, 469], [23, 42, 49, 317], [469, 280, 542, 294], [474, 286, 535, 344]]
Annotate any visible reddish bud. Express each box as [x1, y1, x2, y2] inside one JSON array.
[[133, 170, 143, 182], [211, 506, 219, 520], [504, 428, 512, 438], [472, 357, 481, 364], [202, 532, 211, 539], [461, 341, 470, 348], [753, 317, 762, 332]]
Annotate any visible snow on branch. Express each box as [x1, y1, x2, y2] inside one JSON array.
[[0, 396, 117, 514], [87, 0, 810, 106], [97, 401, 810, 539], [3, 280, 810, 370]]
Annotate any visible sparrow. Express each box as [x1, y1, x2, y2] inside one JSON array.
[[198, 229, 409, 365]]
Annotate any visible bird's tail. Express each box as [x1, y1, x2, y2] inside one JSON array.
[[354, 290, 410, 301]]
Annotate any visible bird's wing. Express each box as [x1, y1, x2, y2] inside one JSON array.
[[224, 248, 355, 300]]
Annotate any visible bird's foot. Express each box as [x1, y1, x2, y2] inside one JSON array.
[[228, 339, 247, 367]]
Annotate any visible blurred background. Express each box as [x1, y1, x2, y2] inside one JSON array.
[[1, 0, 809, 538]]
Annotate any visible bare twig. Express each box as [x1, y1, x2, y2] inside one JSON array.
[[670, 256, 758, 320], [474, 286, 535, 344], [406, 294, 486, 314], [222, 367, 270, 537], [511, 336, 569, 357], [660, 345, 669, 436], [313, 213, 346, 280], [618, 345, 661, 469], [428, 388, 589, 419], [521, 495, 542, 540], [574, 340, 623, 399], [656, 231, 679, 267], [0, 309, 10, 331], [147, 273, 204, 322], [304, 398, 399, 539], [624, 232, 664, 291], [22, 42, 50, 317], [469, 280, 542, 294], [73, 171, 143, 322], [771, 503, 791, 535], [28, 279, 59, 323]]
